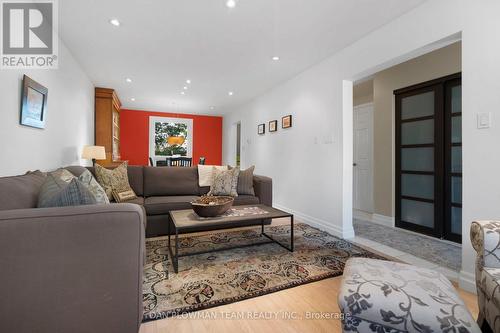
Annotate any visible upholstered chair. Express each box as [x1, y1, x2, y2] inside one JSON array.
[[471, 221, 500, 332]]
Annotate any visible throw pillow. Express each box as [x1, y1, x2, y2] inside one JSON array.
[[198, 164, 228, 187], [236, 165, 255, 196], [78, 169, 110, 204], [209, 167, 239, 197], [94, 162, 137, 202], [38, 174, 97, 208]]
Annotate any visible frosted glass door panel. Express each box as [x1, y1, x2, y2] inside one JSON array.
[[401, 199, 434, 228], [451, 207, 462, 235], [451, 86, 461, 113], [452, 116, 462, 143], [451, 147, 462, 173], [401, 120, 434, 145], [401, 91, 435, 120], [451, 177, 462, 204], [401, 148, 434, 172], [401, 174, 434, 200]]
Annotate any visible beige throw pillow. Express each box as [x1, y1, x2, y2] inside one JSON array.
[[94, 162, 137, 202], [198, 165, 228, 187], [208, 167, 240, 197]]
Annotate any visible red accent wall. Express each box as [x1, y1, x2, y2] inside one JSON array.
[[120, 109, 223, 166]]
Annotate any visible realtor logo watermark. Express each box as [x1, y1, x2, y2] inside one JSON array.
[[1, 0, 58, 69]]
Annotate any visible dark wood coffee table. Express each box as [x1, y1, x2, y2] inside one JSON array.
[[167, 204, 294, 273]]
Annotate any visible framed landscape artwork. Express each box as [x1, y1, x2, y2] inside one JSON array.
[[269, 120, 277, 132], [282, 115, 292, 129], [20, 75, 48, 129], [258, 123, 265, 135]]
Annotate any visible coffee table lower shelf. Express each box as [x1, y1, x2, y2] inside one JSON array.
[[167, 205, 294, 273]]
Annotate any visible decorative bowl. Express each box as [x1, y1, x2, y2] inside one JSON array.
[[191, 196, 234, 217]]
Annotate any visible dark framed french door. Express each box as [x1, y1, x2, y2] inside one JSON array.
[[395, 73, 462, 243]]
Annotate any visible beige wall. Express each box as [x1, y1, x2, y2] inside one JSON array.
[[373, 42, 461, 217], [354, 80, 373, 106]]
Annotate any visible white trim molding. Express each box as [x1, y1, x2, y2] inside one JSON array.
[[274, 204, 355, 239], [149, 116, 193, 163], [459, 270, 476, 294], [353, 209, 394, 227]]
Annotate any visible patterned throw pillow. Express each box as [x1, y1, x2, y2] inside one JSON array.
[[209, 167, 240, 197], [198, 165, 228, 187], [78, 169, 110, 204], [94, 162, 137, 202], [38, 173, 97, 208]]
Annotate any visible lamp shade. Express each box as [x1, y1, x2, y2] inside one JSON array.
[[82, 145, 106, 160]]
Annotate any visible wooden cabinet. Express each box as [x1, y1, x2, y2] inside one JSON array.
[[95, 87, 124, 166]]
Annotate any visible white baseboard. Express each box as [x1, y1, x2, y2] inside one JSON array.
[[273, 204, 354, 239], [353, 209, 394, 227], [459, 270, 477, 294]]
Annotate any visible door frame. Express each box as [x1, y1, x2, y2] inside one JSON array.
[[353, 102, 374, 214]]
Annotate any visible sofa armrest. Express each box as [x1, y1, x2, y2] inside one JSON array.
[[253, 175, 272, 206], [471, 221, 500, 269], [0, 204, 145, 333]]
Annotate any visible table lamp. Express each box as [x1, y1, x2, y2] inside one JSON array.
[[82, 145, 106, 166]]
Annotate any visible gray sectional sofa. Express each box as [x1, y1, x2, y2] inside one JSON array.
[[66, 165, 273, 238], [0, 165, 272, 333]]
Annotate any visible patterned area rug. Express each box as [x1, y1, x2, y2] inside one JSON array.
[[142, 223, 384, 322], [353, 219, 461, 271]]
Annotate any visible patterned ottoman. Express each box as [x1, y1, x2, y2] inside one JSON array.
[[338, 258, 480, 333]]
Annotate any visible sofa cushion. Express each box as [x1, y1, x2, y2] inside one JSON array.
[[233, 195, 260, 206], [0, 170, 46, 210], [38, 173, 97, 208], [209, 167, 239, 197], [78, 170, 109, 204], [236, 166, 255, 195], [87, 165, 144, 197], [144, 167, 199, 196], [94, 162, 137, 201], [123, 196, 144, 206], [144, 196, 199, 216], [197, 165, 228, 187]]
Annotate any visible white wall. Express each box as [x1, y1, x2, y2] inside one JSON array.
[[223, 0, 500, 292], [0, 39, 94, 176]]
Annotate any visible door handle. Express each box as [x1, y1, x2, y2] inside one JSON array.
[[353, 163, 357, 166]]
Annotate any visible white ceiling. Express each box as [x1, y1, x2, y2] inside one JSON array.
[[59, 0, 425, 115]]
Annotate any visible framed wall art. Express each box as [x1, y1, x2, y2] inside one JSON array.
[[269, 120, 277, 132], [257, 123, 265, 135], [282, 115, 292, 129], [20, 75, 48, 129]]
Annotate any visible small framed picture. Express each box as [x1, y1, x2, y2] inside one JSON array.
[[282, 115, 292, 129], [269, 120, 278, 132], [257, 123, 265, 135], [20, 75, 48, 129]]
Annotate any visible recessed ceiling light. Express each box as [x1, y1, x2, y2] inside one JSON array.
[[109, 19, 120, 27], [228, 91, 234, 96], [180, 91, 185, 95], [186, 79, 191, 84], [210, 106, 215, 110], [126, 78, 132, 83], [183, 86, 188, 90], [272, 56, 280, 61], [226, 0, 236, 8], [130, 98, 135, 101]]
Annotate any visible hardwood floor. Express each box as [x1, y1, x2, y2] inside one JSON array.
[[139, 276, 478, 333]]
